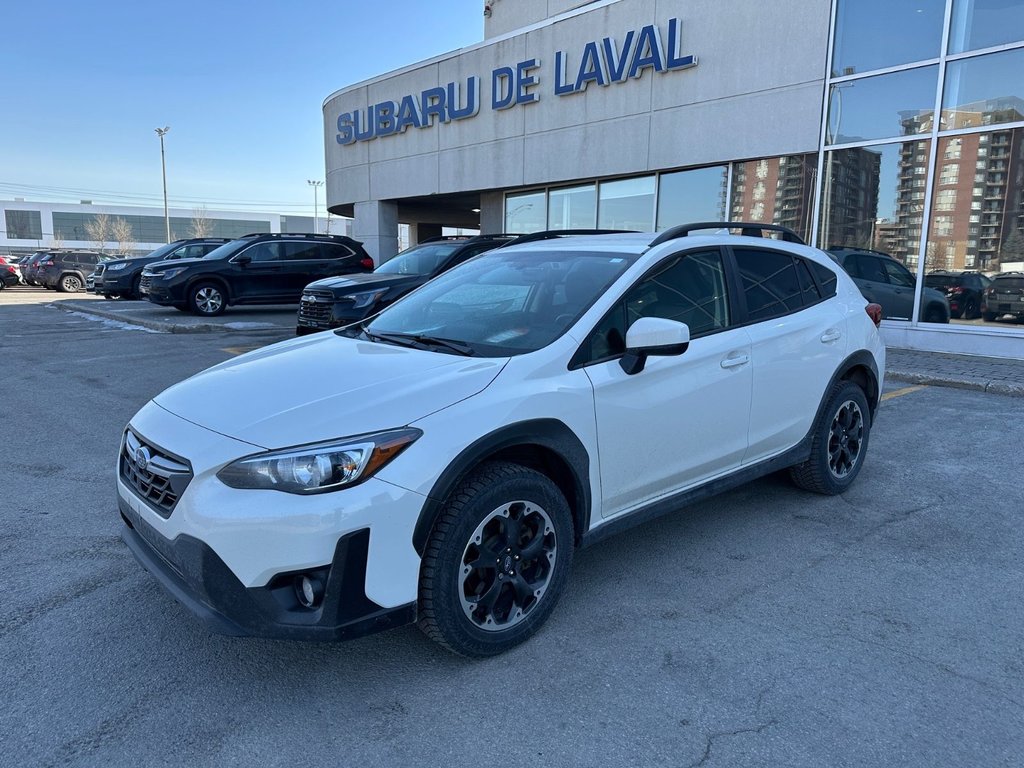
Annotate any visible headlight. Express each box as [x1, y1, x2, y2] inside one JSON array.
[[160, 267, 188, 280], [216, 427, 421, 494], [348, 289, 388, 309], [107, 262, 129, 271]]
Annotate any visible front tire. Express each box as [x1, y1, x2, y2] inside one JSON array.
[[418, 462, 574, 657], [188, 282, 226, 316], [790, 380, 872, 496], [982, 311, 998, 322]]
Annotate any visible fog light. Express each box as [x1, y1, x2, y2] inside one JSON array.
[[294, 574, 325, 608]]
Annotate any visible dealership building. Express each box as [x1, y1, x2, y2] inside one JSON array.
[[323, 0, 1024, 358]]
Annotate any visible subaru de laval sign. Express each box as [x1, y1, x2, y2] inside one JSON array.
[[335, 18, 697, 146]]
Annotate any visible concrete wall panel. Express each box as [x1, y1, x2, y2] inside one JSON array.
[[438, 137, 527, 192]]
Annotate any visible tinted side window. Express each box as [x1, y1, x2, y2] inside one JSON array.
[[811, 261, 838, 297], [244, 243, 281, 262], [281, 242, 323, 261], [852, 255, 888, 283], [794, 258, 821, 304], [574, 249, 730, 366], [321, 243, 355, 260], [882, 259, 914, 287], [733, 248, 804, 321]]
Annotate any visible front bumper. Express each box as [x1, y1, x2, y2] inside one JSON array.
[[118, 400, 426, 639], [120, 497, 415, 640]]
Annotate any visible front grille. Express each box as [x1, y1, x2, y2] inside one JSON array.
[[298, 289, 335, 326], [120, 430, 193, 518], [140, 274, 152, 292]]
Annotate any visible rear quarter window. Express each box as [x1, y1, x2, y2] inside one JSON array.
[[810, 261, 838, 297]]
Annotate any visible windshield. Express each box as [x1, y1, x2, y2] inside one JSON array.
[[925, 274, 958, 288], [364, 248, 637, 356], [375, 243, 463, 276], [202, 239, 254, 260], [142, 241, 184, 261]]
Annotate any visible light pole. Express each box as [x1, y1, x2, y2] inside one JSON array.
[[155, 126, 171, 243], [307, 180, 324, 234]]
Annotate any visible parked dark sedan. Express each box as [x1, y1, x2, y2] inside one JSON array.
[[296, 234, 516, 335]]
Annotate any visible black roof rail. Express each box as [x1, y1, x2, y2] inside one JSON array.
[[501, 229, 638, 247], [239, 232, 357, 242], [419, 235, 476, 243], [650, 222, 806, 247], [825, 245, 892, 257]]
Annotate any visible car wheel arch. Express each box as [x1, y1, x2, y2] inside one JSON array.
[[412, 419, 592, 557], [831, 351, 880, 420], [186, 275, 232, 304]]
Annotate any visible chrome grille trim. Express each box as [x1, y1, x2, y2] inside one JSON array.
[[120, 429, 193, 518]]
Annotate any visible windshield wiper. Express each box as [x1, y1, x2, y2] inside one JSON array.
[[367, 331, 475, 356]]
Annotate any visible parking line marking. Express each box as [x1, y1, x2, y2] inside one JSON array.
[[221, 345, 261, 356], [881, 385, 926, 402]]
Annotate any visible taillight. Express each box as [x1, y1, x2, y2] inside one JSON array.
[[950, 286, 964, 294], [360, 257, 374, 269], [865, 303, 883, 327], [41, 259, 54, 266]]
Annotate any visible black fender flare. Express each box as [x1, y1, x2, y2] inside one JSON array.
[[822, 349, 881, 421], [412, 418, 592, 555]]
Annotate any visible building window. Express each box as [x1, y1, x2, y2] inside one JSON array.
[[827, 66, 938, 144], [942, 48, 1024, 131], [505, 190, 546, 233], [944, 138, 963, 159], [730, 154, 817, 243], [949, 0, 1024, 54], [4, 209, 43, 240], [656, 165, 728, 231], [831, 0, 945, 77], [936, 189, 958, 211], [598, 177, 655, 231], [547, 185, 596, 230], [939, 164, 960, 185]]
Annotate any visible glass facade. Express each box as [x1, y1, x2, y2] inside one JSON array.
[[496, 0, 1024, 340], [4, 209, 43, 240], [51, 212, 269, 243], [821, 0, 1024, 332]]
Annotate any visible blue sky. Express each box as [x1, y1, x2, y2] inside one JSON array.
[[0, 0, 483, 216]]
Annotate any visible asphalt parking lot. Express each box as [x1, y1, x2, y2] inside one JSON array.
[[2, 290, 1022, 767]]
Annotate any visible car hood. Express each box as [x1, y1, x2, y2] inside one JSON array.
[[153, 332, 508, 450], [145, 258, 207, 272], [305, 272, 423, 295]]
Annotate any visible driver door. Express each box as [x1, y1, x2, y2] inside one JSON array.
[[578, 248, 753, 518]]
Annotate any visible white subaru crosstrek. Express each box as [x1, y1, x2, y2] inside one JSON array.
[[118, 224, 885, 656]]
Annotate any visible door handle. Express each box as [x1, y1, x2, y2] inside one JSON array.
[[820, 329, 842, 343], [720, 353, 750, 369]]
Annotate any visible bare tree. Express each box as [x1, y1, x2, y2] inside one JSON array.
[[85, 213, 111, 253], [111, 217, 136, 255], [50, 230, 65, 250], [189, 206, 212, 238]]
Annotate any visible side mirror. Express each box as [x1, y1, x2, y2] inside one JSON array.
[[619, 317, 690, 375], [233, 254, 252, 266]]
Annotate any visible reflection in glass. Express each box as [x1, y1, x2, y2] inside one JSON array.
[[832, 0, 945, 77], [941, 48, 1024, 131], [729, 154, 818, 242], [548, 184, 596, 230], [598, 176, 655, 231], [949, 0, 1024, 54], [820, 140, 933, 267], [827, 66, 938, 144], [505, 190, 546, 233], [656, 166, 727, 230], [924, 129, 1024, 321]]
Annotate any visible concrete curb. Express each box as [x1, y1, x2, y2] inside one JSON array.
[[50, 301, 284, 334], [887, 370, 1024, 397]]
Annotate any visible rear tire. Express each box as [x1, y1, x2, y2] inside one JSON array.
[[923, 304, 947, 324], [790, 380, 871, 496], [417, 461, 573, 657], [188, 282, 227, 316], [58, 274, 83, 293], [963, 298, 979, 319], [982, 311, 998, 322]]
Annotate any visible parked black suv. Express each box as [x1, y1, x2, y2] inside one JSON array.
[[924, 270, 991, 319], [141, 233, 374, 316], [36, 251, 107, 292], [22, 251, 60, 286], [91, 238, 230, 299], [296, 234, 517, 335], [982, 272, 1024, 322]]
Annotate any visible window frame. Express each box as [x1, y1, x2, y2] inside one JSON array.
[[568, 245, 739, 370]]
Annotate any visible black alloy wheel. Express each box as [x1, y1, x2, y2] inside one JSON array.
[[418, 461, 573, 657], [790, 380, 872, 495]]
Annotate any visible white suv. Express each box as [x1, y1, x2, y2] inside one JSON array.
[[118, 224, 885, 656]]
